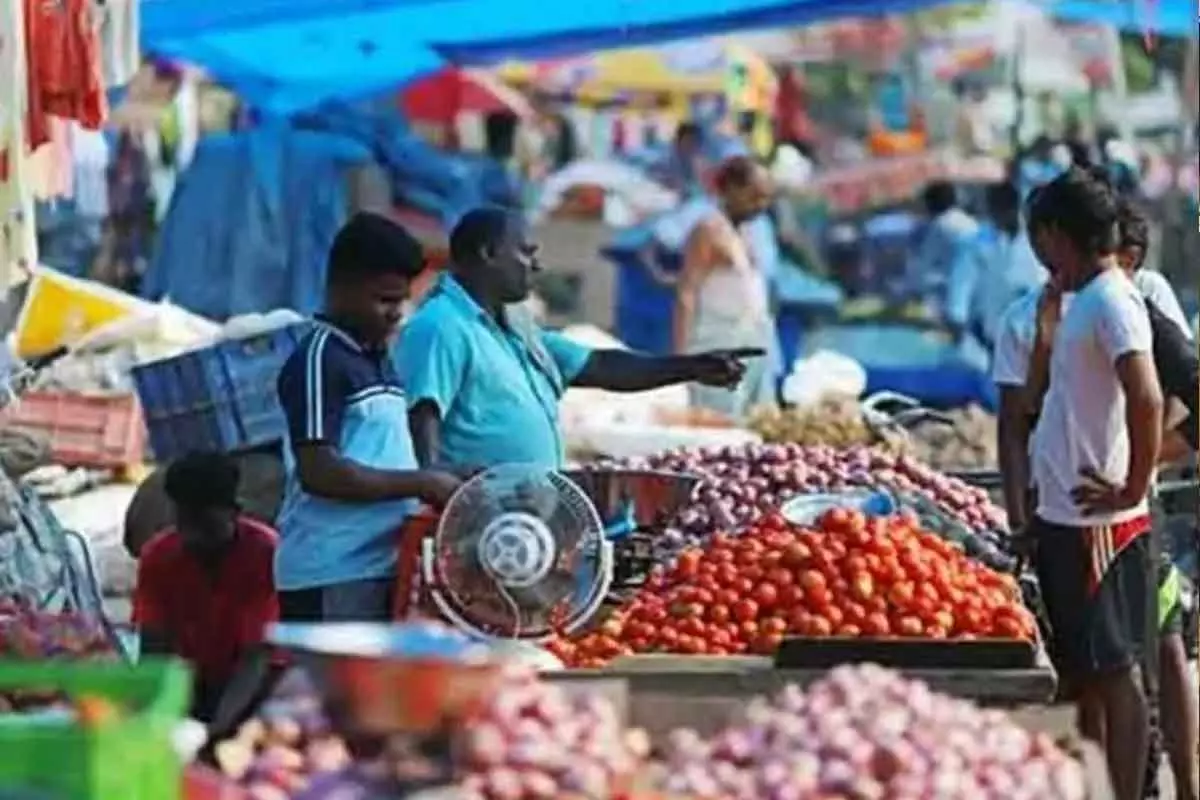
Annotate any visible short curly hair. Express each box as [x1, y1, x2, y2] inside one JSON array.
[[164, 452, 240, 512]]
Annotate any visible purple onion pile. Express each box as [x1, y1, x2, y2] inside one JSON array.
[[656, 664, 1088, 800], [613, 444, 1007, 554]]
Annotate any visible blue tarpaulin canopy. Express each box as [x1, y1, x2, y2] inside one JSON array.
[[142, 0, 955, 113], [1048, 0, 1196, 36]]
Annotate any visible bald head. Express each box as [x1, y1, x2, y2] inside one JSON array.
[[449, 207, 539, 304]]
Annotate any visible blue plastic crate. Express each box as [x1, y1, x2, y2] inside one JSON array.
[[131, 323, 311, 460]]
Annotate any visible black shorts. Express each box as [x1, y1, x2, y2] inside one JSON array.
[[1032, 515, 1155, 681], [278, 578, 395, 623]]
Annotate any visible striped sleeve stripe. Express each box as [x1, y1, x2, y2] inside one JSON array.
[[304, 328, 332, 441]]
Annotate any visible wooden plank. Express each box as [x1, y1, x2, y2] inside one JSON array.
[[607, 654, 771, 672]]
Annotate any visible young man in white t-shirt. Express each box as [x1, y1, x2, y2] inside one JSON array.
[[1024, 169, 1164, 800]]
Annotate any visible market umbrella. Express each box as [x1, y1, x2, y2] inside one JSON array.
[[399, 68, 534, 127], [522, 40, 776, 107]]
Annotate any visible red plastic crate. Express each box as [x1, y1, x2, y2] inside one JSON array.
[[0, 390, 146, 470]]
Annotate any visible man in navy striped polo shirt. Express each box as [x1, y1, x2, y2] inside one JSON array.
[[275, 213, 459, 622]]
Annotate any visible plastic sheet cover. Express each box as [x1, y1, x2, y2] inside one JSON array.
[[141, 126, 371, 318], [142, 0, 959, 113]]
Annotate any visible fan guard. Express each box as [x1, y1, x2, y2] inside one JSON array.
[[421, 464, 612, 641]]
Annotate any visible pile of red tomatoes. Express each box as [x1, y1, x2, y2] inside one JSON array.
[[552, 508, 1035, 668]]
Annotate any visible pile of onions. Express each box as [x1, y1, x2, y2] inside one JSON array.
[[457, 664, 649, 799], [612, 444, 1006, 552], [656, 664, 1087, 800]]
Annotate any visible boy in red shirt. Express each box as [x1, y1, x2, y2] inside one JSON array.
[[134, 452, 278, 722]]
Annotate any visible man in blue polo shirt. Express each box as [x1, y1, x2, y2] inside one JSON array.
[[398, 207, 762, 471], [275, 213, 460, 622]]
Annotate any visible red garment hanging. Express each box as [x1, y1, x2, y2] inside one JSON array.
[[25, 0, 106, 130]]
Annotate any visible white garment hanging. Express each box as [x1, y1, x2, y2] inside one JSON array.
[[72, 123, 110, 219], [173, 77, 199, 168], [0, 0, 38, 288], [98, 0, 140, 87]]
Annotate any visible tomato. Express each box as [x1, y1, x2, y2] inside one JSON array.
[[675, 550, 702, 579], [931, 609, 955, 633], [733, 599, 760, 623], [787, 609, 812, 633], [693, 588, 715, 606], [849, 571, 875, 602], [736, 548, 761, 567], [992, 612, 1029, 640], [759, 512, 788, 532], [708, 604, 731, 624], [710, 548, 735, 564], [842, 553, 868, 573], [837, 624, 863, 637], [658, 628, 679, 647], [798, 570, 827, 592], [761, 616, 788, 636], [751, 632, 784, 654], [738, 620, 760, 640], [734, 578, 755, 595], [820, 508, 850, 531], [778, 584, 805, 609], [809, 614, 834, 637], [781, 542, 812, 568], [863, 612, 890, 637], [753, 583, 780, 611], [887, 582, 916, 610], [742, 566, 765, 583], [767, 567, 794, 588], [760, 550, 784, 569], [840, 604, 868, 628], [825, 606, 844, 633], [716, 588, 740, 607], [805, 585, 832, 611], [895, 615, 924, 637]]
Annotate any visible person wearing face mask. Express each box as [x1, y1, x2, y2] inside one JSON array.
[[399, 206, 760, 471], [273, 213, 461, 623], [134, 452, 279, 722]]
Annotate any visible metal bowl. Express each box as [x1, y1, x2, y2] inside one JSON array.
[[266, 622, 499, 736], [563, 468, 701, 529]]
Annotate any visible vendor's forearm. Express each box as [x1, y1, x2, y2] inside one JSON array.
[[295, 444, 437, 502], [572, 350, 695, 392], [997, 389, 1032, 530], [408, 402, 442, 468], [1024, 340, 1052, 414]]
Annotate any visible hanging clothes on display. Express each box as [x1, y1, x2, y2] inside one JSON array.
[[98, 0, 139, 88], [72, 124, 109, 223], [25, 0, 108, 129], [99, 132, 152, 292], [1, 0, 38, 287], [29, 116, 72, 200]]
